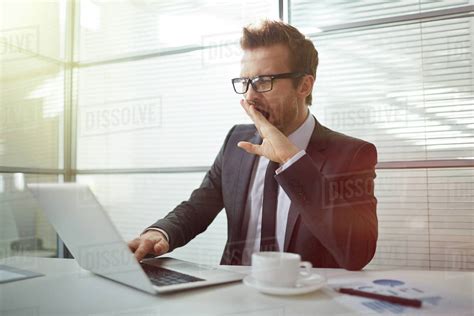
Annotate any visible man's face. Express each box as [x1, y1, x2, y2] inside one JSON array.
[[240, 44, 307, 135]]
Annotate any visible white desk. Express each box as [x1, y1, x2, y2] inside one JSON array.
[[0, 257, 472, 316]]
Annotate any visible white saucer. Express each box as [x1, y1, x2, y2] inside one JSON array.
[[243, 274, 326, 296]]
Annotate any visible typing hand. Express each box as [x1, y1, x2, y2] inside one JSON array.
[[128, 230, 170, 262], [238, 99, 300, 163]]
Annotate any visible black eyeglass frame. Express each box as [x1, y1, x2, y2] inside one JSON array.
[[231, 72, 306, 94]]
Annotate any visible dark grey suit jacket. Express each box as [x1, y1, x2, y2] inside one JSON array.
[[151, 117, 378, 270]]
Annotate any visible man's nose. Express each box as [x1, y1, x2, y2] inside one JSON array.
[[244, 82, 260, 101]]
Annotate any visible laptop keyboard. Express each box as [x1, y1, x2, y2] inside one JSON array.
[[140, 263, 205, 287]]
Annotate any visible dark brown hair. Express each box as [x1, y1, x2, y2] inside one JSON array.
[[240, 20, 318, 105]]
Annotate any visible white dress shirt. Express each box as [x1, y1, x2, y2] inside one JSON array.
[[241, 112, 315, 265]]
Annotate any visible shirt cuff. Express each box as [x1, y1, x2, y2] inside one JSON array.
[[142, 228, 170, 243], [276, 150, 307, 175]]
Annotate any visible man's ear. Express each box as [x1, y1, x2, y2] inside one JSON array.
[[298, 75, 315, 99]]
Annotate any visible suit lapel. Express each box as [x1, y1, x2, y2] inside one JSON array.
[[283, 116, 329, 251]]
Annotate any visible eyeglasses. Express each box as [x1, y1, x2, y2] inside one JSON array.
[[231, 72, 305, 94]]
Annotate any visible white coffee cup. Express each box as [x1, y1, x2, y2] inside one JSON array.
[[251, 252, 313, 288]]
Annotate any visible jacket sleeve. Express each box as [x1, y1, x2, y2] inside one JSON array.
[[148, 126, 236, 252], [275, 142, 378, 270]]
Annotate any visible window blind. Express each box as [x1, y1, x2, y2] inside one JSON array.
[[75, 1, 278, 264], [371, 168, 473, 270], [77, 0, 278, 62], [0, 0, 65, 169], [290, 0, 472, 28], [0, 0, 66, 259], [309, 16, 473, 161], [76, 48, 246, 169]]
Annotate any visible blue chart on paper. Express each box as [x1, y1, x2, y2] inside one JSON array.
[[352, 279, 443, 314], [362, 300, 406, 314], [373, 279, 405, 287]]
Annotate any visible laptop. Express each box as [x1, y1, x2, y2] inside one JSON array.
[[27, 183, 244, 294]]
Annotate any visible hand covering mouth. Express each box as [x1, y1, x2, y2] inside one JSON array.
[[246, 100, 271, 120], [254, 106, 271, 120]]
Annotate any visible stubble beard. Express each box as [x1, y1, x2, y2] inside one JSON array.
[[272, 95, 300, 135]]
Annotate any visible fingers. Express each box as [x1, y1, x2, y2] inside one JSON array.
[[127, 238, 140, 252], [133, 239, 155, 261], [154, 239, 169, 256], [240, 99, 268, 128], [237, 141, 261, 156], [129, 234, 170, 262], [240, 99, 251, 115]]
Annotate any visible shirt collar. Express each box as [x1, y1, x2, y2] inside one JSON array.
[[287, 110, 315, 151]]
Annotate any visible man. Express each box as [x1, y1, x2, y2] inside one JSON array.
[[129, 20, 378, 270]]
